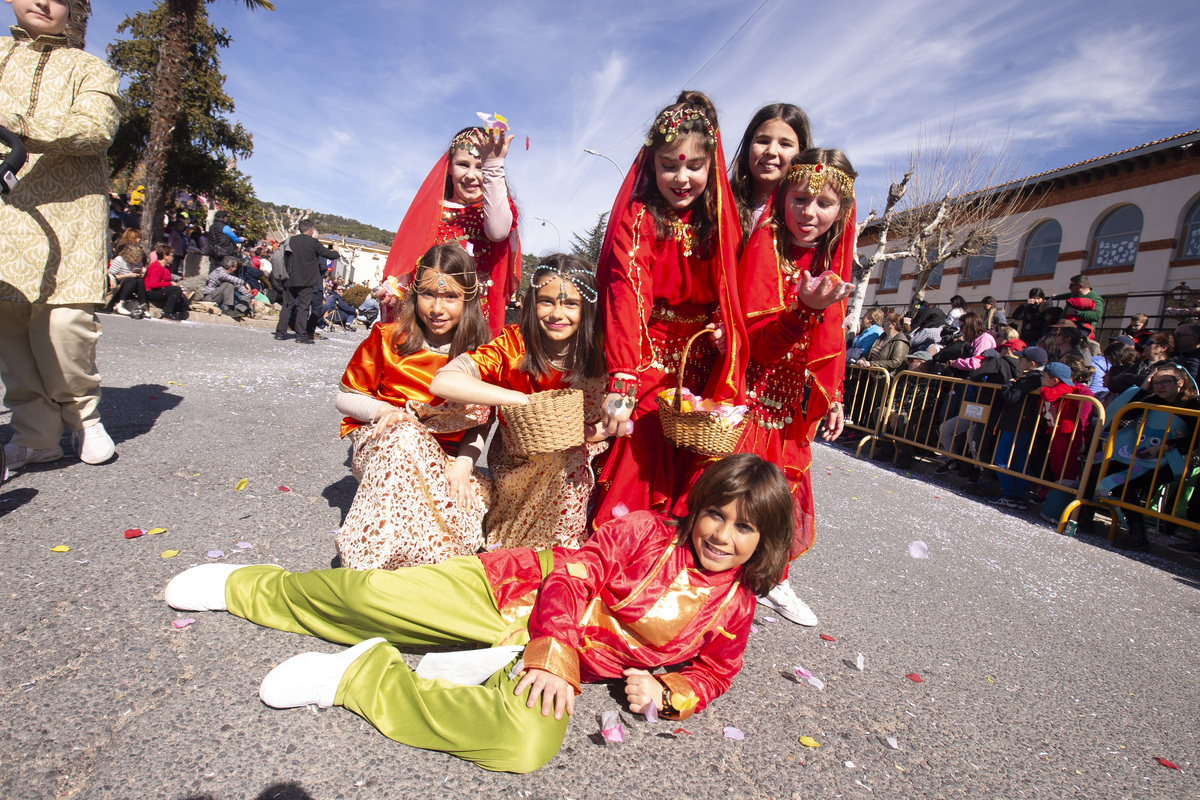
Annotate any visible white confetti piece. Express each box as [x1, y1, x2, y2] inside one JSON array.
[[908, 540, 929, 559], [856, 653, 865, 671]]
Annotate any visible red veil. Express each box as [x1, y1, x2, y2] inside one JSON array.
[[381, 150, 521, 335], [595, 127, 748, 404]]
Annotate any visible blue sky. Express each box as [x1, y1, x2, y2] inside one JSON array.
[[85, 1, 1200, 254]]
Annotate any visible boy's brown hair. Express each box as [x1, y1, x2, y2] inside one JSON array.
[[676, 454, 794, 596]]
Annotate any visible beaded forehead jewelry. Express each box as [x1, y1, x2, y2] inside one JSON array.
[[528, 267, 598, 304], [413, 268, 480, 300], [787, 162, 855, 198], [645, 107, 717, 148], [450, 130, 481, 158]]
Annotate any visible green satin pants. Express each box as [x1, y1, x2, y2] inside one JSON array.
[[225, 555, 566, 773]]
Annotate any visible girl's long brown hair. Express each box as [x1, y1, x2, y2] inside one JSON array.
[[518, 254, 605, 383], [634, 90, 721, 257], [770, 148, 857, 273], [728, 103, 812, 239], [389, 243, 489, 359]]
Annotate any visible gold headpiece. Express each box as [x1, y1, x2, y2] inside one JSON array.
[[450, 130, 480, 158], [412, 267, 480, 301], [528, 266, 598, 304], [786, 162, 854, 198], [644, 107, 717, 148]]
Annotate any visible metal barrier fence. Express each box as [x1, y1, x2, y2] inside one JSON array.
[[842, 369, 1107, 529], [1062, 402, 1200, 539], [841, 364, 892, 446]]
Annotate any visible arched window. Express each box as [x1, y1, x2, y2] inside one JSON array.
[[1181, 198, 1200, 258], [964, 236, 998, 282], [881, 258, 903, 291], [1091, 205, 1143, 269], [1020, 220, 1061, 276]]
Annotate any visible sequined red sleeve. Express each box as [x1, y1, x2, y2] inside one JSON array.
[[600, 203, 656, 376], [740, 227, 823, 364], [524, 511, 754, 715]]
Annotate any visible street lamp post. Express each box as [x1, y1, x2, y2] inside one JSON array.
[[534, 216, 561, 251], [584, 148, 625, 180]]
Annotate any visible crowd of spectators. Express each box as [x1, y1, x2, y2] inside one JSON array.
[[841, 274, 1200, 561]]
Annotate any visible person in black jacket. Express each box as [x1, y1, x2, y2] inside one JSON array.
[[988, 346, 1048, 509], [275, 219, 339, 344]]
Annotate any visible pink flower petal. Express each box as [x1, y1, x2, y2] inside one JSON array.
[[644, 704, 658, 722], [806, 676, 825, 690], [173, 619, 195, 629], [600, 710, 624, 743], [207, 550, 225, 559], [612, 502, 629, 519], [908, 540, 930, 559], [235, 542, 252, 549], [723, 727, 745, 741], [794, 666, 813, 679]]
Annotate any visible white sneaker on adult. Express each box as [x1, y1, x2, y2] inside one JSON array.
[[165, 564, 247, 611], [114, 302, 132, 316], [4, 442, 64, 470], [757, 580, 819, 627], [71, 423, 115, 465], [259, 637, 388, 709]]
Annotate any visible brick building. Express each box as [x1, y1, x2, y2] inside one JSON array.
[[858, 129, 1200, 336]]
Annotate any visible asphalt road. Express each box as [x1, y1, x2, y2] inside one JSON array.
[[1, 314, 1198, 800]]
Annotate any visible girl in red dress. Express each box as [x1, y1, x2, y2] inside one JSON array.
[[431, 255, 608, 550], [592, 90, 747, 524], [381, 126, 520, 336], [335, 244, 493, 570], [728, 103, 812, 241], [735, 149, 857, 626]]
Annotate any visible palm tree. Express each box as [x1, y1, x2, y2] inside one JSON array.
[[140, 0, 274, 250]]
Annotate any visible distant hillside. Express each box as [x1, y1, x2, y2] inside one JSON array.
[[260, 201, 394, 246]]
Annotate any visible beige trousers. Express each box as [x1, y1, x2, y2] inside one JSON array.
[[0, 302, 103, 449]]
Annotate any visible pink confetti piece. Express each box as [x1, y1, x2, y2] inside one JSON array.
[[172, 619, 195, 629], [123, 528, 144, 539], [749, 624, 759, 634], [723, 727, 745, 741], [763, 616, 777, 624], [612, 502, 629, 519], [207, 550, 225, 559], [908, 540, 929, 559], [600, 709, 625, 743], [235, 542, 252, 549], [644, 704, 658, 723], [906, 673, 924, 683], [794, 666, 813, 679]]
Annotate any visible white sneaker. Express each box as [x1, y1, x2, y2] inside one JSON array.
[[72, 423, 115, 464], [165, 564, 247, 611], [3, 441, 64, 470], [259, 637, 388, 708], [757, 580, 819, 627], [114, 302, 132, 316]]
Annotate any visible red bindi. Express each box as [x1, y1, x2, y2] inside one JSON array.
[[679, 153, 686, 161]]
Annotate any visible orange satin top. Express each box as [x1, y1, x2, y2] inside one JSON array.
[[338, 321, 461, 451], [468, 324, 570, 395], [479, 511, 753, 719]]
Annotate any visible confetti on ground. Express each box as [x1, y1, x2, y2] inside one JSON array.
[[172, 619, 195, 629], [124, 529, 144, 539], [799, 736, 821, 748], [806, 676, 825, 690], [750, 624, 759, 634], [161, 550, 180, 558], [763, 616, 777, 623], [820, 634, 836, 642], [644, 704, 658, 722], [50, 544, 72, 552], [207, 550, 225, 559], [856, 653, 865, 671], [278, 486, 290, 492], [845, 760, 856, 768], [235, 478, 249, 492], [908, 540, 930, 559], [886, 736, 900, 750], [723, 727, 745, 741], [600, 710, 624, 743], [236, 542, 252, 549], [906, 673, 924, 683], [795, 666, 813, 679], [672, 728, 692, 736], [1155, 757, 1181, 770], [147, 527, 167, 535]]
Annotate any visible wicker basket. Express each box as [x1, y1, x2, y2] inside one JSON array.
[[656, 330, 745, 457], [500, 388, 585, 458]]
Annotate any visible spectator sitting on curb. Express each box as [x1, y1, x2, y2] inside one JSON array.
[[356, 292, 379, 326], [203, 256, 254, 319], [145, 244, 190, 321], [321, 285, 357, 331]]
